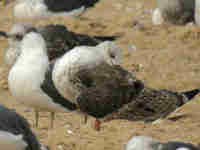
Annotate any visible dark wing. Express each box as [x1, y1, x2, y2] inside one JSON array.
[[76, 63, 143, 119], [0, 105, 41, 150], [38, 24, 118, 60], [104, 87, 186, 122], [40, 62, 77, 111], [44, 0, 99, 12]]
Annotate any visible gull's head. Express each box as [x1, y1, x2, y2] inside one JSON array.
[[20, 32, 46, 55], [97, 41, 123, 66], [126, 136, 160, 150], [8, 23, 34, 45], [4, 23, 36, 67]]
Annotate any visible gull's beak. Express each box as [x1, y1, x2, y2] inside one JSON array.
[[0, 31, 24, 41]]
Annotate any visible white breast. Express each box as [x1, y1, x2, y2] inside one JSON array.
[[53, 46, 106, 103], [14, 0, 48, 18], [152, 8, 164, 25], [195, 0, 200, 25]]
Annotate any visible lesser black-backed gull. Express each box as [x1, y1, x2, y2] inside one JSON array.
[[77, 81, 200, 130], [0, 104, 50, 150], [152, 0, 195, 25], [126, 136, 200, 150], [0, 23, 118, 67], [8, 31, 122, 128], [14, 0, 100, 18]]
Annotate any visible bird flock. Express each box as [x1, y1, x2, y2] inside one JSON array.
[[0, 0, 200, 150]]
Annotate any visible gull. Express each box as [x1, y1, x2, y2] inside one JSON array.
[[126, 136, 200, 150], [14, 0, 100, 18], [152, 0, 195, 25], [0, 23, 118, 67], [0, 104, 50, 150], [8, 31, 122, 128]]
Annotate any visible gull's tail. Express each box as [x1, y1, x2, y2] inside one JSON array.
[[181, 89, 200, 101], [93, 35, 119, 42]]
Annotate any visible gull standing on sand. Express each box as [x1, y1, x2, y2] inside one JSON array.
[[8, 31, 122, 128]]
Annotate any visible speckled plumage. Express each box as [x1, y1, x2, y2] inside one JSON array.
[[74, 65, 199, 122], [76, 63, 144, 119], [104, 87, 198, 122]]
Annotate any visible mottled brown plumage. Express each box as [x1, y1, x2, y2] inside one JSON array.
[[104, 87, 189, 122], [76, 64, 144, 119], [76, 64, 199, 124]]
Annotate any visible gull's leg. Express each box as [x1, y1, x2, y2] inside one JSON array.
[[35, 110, 39, 128], [83, 113, 88, 124], [94, 119, 101, 131], [50, 112, 55, 128]]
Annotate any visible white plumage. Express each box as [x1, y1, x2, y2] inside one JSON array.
[[195, 0, 200, 25], [126, 136, 157, 150], [152, 8, 164, 25], [8, 32, 69, 127]]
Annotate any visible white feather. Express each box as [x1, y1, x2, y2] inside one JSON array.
[[152, 8, 164, 25], [126, 136, 158, 150], [8, 32, 68, 112], [0, 131, 27, 150], [195, 0, 200, 26], [14, 0, 48, 18]]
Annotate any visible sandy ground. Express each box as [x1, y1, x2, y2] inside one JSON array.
[[0, 0, 200, 150]]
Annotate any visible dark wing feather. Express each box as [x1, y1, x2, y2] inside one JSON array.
[[104, 87, 188, 122], [38, 24, 118, 60], [44, 0, 99, 12], [40, 63, 77, 111], [76, 64, 143, 119]]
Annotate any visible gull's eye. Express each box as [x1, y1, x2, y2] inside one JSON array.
[[110, 53, 115, 58], [15, 34, 23, 40]]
